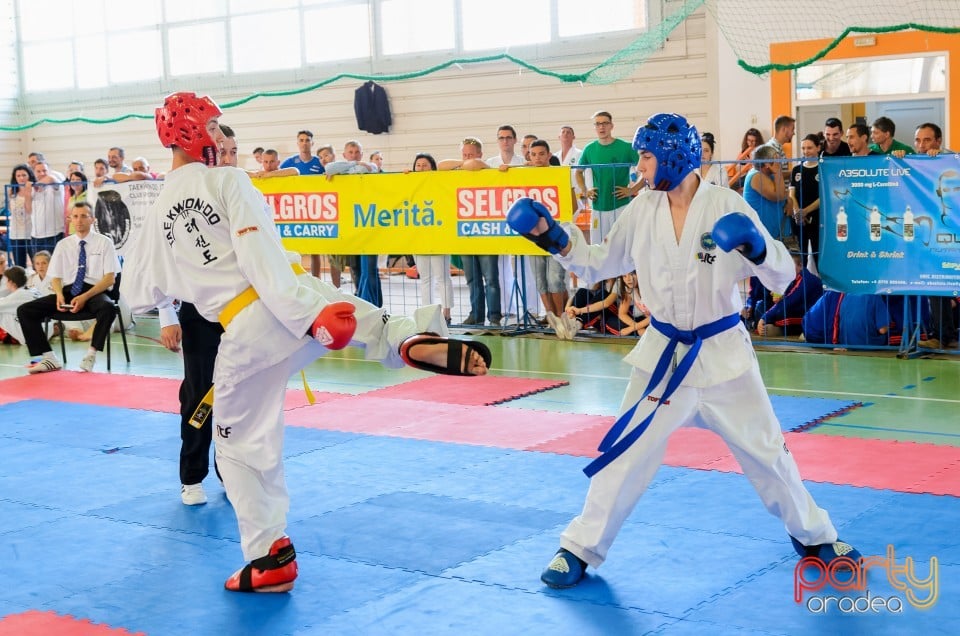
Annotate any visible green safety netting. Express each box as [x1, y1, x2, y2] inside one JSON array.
[[704, 0, 960, 74], [1, 0, 704, 132], [5, 0, 960, 131]]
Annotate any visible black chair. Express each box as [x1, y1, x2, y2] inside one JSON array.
[[49, 272, 130, 371]]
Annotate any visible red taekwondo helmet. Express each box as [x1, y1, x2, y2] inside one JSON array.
[[155, 92, 223, 166]]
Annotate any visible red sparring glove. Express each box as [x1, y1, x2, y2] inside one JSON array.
[[310, 301, 357, 350]]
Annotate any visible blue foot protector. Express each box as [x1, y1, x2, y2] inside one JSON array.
[[540, 548, 587, 589], [791, 535, 862, 568]]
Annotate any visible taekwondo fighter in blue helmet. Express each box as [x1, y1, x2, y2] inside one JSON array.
[[507, 113, 861, 589]]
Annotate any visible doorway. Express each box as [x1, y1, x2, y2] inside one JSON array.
[[797, 98, 945, 147]]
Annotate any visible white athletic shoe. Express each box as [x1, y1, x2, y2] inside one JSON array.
[[26, 355, 63, 374], [545, 312, 565, 340], [181, 483, 207, 506], [560, 314, 580, 340], [79, 352, 96, 373]]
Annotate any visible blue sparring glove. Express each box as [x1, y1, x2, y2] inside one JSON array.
[[712, 212, 767, 265], [506, 197, 569, 255]]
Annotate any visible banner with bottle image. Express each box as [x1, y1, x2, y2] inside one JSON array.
[[818, 154, 960, 296]]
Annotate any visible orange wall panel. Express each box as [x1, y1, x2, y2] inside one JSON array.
[[770, 30, 957, 149]]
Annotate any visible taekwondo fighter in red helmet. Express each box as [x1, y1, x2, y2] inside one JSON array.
[[123, 92, 490, 592], [507, 113, 861, 590]]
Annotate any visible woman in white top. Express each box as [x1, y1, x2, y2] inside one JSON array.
[[410, 153, 454, 324], [7, 164, 34, 267], [699, 132, 727, 188]]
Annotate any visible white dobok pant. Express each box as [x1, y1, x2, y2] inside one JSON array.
[[214, 274, 445, 560], [560, 364, 838, 568]]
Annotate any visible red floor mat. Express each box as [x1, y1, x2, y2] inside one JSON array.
[[362, 374, 569, 406], [284, 396, 468, 435], [0, 373, 348, 414], [0, 373, 558, 412], [0, 372, 182, 412], [286, 396, 622, 449], [664, 431, 960, 497], [0, 611, 144, 636], [528, 419, 960, 496], [3, 374, 957, 495], [282, 389, 351, 411], [532, 424, 735, 466]]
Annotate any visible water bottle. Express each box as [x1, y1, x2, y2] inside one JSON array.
[[869, 206, 882, 241], [836, 206, 848, 242], [903, 205, 914, 242]]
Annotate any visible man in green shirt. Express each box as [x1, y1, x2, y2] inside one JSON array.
[[576, 111, 641, 242], [868, 116, 914, 155]]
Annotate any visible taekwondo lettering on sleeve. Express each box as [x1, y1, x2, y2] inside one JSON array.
[[163, 197, 223, 265]]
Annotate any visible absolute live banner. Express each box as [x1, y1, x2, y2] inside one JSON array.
[[819, 154, 960, 296], [254, 166, 575, 255]]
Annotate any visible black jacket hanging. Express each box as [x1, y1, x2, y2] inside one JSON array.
[[354, 81, 392, 135]]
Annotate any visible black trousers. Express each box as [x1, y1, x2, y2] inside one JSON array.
[[17, 285, 115, 355], [178, 301, 224, 486], [929, 297, 958, 345]]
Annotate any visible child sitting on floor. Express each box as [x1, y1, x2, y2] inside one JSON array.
[[605, 271, 649, 336]]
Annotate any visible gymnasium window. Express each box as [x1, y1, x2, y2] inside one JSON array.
[[15, 0, 651, 95]]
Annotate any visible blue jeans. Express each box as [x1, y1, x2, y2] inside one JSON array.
[[356, 255, 382, 307], [461, 255, 501, 323], [8, 238, 32, 267], [32, 233, 62, 257]]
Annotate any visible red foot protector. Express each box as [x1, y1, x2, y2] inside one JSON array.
[[0, 610, 145, 635], [224, 537, 298, 593]]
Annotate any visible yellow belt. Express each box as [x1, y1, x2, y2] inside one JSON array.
[[189, 262, 314, 429], [218, 263, 307, 328]]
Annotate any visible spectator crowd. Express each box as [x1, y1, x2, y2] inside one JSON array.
[[2, 113, 957, 351]]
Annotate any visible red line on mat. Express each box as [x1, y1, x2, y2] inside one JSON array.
[[1, 374, 956, 496]]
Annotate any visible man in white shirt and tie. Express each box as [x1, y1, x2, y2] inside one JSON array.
[[17, 201, 119, 373]]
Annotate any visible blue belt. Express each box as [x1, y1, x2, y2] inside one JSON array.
[[583, 312, 741, 477]]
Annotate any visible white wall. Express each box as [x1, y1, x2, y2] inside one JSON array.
[[0, 1, 22, 179], [13, 7, 719, 176], [712, 15, 772, 164], [9, 5, 778, 177]]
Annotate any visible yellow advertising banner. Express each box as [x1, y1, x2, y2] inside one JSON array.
[[253, 167, 575, 255]]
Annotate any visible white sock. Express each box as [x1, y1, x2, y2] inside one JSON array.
[[86, 348, 97, 356]]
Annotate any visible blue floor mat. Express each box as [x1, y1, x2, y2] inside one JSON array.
[[768, 395, 862, 432], [1, 399, 955, 636]]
